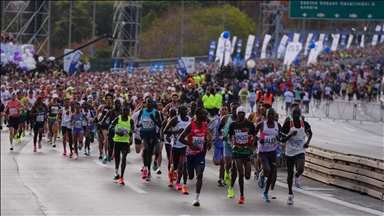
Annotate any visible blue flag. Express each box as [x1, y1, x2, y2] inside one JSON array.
[[113, 60, 117, 73], [129, 61, 134, 74], [159, 62, 163, 72]]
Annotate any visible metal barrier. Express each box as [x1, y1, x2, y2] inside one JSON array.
[[304, 146, 384, 201]]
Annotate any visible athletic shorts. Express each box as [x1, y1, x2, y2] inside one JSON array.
[[213, 146, 224, 161], [8, 117, 20, 129], [33, 122, 45, 132], [142, 135, 157, 149], [187, 153, 205, 170], [134, 133, 142, 145], [224, 145, 233, 158], [48, 117, 57, 125], [232, 153, 253, 161], [259, 150, 277, 167], [19, 116, 26, 124], [61, 126, 69, 135], [286, 153, 305, 167]]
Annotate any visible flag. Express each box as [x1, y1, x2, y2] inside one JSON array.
[[253, 36, 260, 59], [129, 61, 134, 74], [159, 62, 163, 72]]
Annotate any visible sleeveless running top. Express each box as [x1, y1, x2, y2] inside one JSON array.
[[223, 114, 234, 148], [8, 100, 20, 117], [113, 116, 131, 143], [61, 108, 71, 127], [173, 115, 191, 148], [140, 109, 157, 137], [186, 121, 206, 156], [258, 121, 279, 152]]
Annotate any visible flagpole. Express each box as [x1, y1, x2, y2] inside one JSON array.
[[181, 0, 184, 57]]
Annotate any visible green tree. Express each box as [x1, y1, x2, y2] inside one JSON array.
[[140, 4, 257, 59], [82, 1, 114, 36]]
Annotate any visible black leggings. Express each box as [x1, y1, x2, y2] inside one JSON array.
[[114, 142, 129, 178], [142, 136, 157, 174], [165, 143, 171, 170], [108, 128, 115, 158]]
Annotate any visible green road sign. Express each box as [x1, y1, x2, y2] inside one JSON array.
[[289, 1, 384, 20]]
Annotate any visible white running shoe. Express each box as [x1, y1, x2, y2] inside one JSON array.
[[287, 194, 294, 205], [74, 154, 78, 159], [295, 174, 302, 188]]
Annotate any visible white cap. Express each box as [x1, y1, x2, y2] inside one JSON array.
[[236, 106, 246, 114], [52, 94, 58, 99]]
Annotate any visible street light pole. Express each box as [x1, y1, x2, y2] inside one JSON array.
[[91, 1, 96, 57], [181, 0, 184, 57], [223, 0, 226, 31], [68, 1, 72, 49]]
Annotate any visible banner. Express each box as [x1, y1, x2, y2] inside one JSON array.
[[307, 41, 323, 66], [323, 34, 329, 46], [346, 34, 354, 49], [215, 37, 225, 64], [64, 49, 73, 72], [293, 33, 300, 42], [208, 40, 216, 62], [270, 38, 276, 57], [330, 34, 340, 51], [304, 33, 313, 56], [311, 34, 318, 42], [355, 33, 359, 47], [340, 34, 347, 50], [287, 33, 293, 44], [129, 61, 134, 74], [244, 35, 255, 60], [230, 36, 237, 55], [181, 57, 195, 73], [236, 39, 242, 57], [277, 35, 289, 59], [68, 50, 83, 74], [360, 27, 367, 48], [253, 36, 260, 59], [381, 26, 384, 43], [299, 35, 305, 44], [372, 24, 382, 46], [260, 34, 271, 59], [177, 58, 187, 74], [223, 40, 232, 66], [319, 34, 325, 44], [284, 42, 302, 66]]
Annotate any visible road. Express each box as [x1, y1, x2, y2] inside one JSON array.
[[1, 128, 383, 215]]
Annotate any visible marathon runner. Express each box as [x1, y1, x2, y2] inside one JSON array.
[[95, 93, 114, 159], [160, 108, 177, 187], [153, 102, 166, 175], [69, 102, 88, 159], [57, 98, 72, 156], [47, 94, 61, 147], [188, 101, 197, 119], [179, 107, 213, 206], [30, 95, 48, 152], [16, 91, 26, 143], [228, 106, 256, 204], [26, 90, 36, 135], [281, 107, 313, 205], [253, 103, 270, 180], [82, 100, 95, 156], [162, 93, 179, 118], [4, 92, 24, 150]]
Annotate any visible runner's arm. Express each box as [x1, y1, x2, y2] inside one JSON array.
[[163, 117, 178, 134], [178, 123, 193, 146]]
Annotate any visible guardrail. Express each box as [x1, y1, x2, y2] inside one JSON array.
[[304, 146, 384, 201]]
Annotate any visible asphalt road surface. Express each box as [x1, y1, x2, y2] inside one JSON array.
[[1, 126, 383, 215]]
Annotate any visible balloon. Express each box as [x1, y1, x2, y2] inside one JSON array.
[[0, 49, 4, 53], [17, 56, 23, 61], [8, 56, 14, 62], [31, 49, 36, 55], [48, 56, 55, 61], [25, 49, 31, 54], [309, 42, 315, 49], [14, 50, 20, 56], [222, 31, 230, 40], [27, 53, 33, 58], [294, 57, 300, 64], [0, 53, 4, 58], [38, 56, 44, 62], [324, 46, 331, 53], [22, 66, 27, 71], [21, 54, 27, 60], [9, 42, 14, 46], [247, 60, 256, 68]]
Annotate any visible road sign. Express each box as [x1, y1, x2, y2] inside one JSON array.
[[289, 1, 384, 20]]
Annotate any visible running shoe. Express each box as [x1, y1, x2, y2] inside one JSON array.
[[217, 180, 224, 187], [295, 174, 302, 188], [52, 143, 56, 148], [228, 188, 235, 198], [87, 150, 91, 156], [145, 177, 151, 181], [57, 133, 61, 139], [141, 166, 144, 172], [168, 181, 174, 187], [102, 156, 109, 164], [254, 170, 259, 180], [114, 171, 120, 180], [17, 137, 21, 143], [142, 170, 148, 180], [98, 154, 102, 159], [269, 190, 276, 199], [119, 177, 125, 185], [258, 173, 265, 188], [156, 168, 162, 175], [107, 156, 112, 162], [287, 194, 294, 205], [38, 142, 42, 149], [237, 196, 244, 204], [22, 130, 25, 137], [175, 183, 182, 190], [14, 133, 17, 140], [78, 143, 82, 151], [224, 171, 231, 185], [69, 152, 73, 158], [74, 153, 78, 159], [168, 171, 174, 181], [263, 192, 270, 202], [153, 162, 158, 171], [182, 185, 189, 195], [33, 146, 37, 152], [192, 199, 200, 207], [84, 149, 87, 155], [49, 140, 53, 145], [63, 150, 67, 156], [10, 145, 14, 151]]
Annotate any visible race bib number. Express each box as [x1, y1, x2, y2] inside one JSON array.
[[10, 108, 18, 115], [51, 107, 59, 114], [264, 135, 277, 146], [289, 138, 303, 148], [36, 114, 44, 122], [192, 136, 205, 148], [117, 126, 129, 136], [142, 117, 154, 129], [74, 121, 82, 129], [97, 113, 102, 120], [235, 132, 248, 145]]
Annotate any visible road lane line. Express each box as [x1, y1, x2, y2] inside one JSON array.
[[343, 126, 356, 132], [275, 181, 383, 216]]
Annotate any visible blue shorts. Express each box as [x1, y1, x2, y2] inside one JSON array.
[[286, 153, 305, 167], [224, 145, 233, 158], [187, 153, 205, 170], [213, 146, 224, 161], [48, 117, 56, 125], [259, 151, 277, 167]]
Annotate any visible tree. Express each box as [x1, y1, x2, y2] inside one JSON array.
[[139, 4, 257, 59], [82, 1, 114, 36]]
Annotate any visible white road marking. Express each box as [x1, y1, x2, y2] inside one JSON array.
[[332, 139, 353, 144], [92, 159, 147, 194], [343, 126, 356, 132], [275, 181, 383, 216]]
